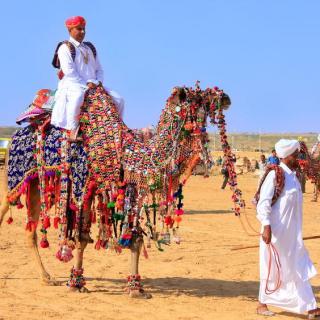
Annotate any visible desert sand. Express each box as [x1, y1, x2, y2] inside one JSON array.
[[0, 168, 319, 320]]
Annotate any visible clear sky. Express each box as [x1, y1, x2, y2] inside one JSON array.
[[0, 0, 319, 133]]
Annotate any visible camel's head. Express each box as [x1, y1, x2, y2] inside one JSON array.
[[166, 85, 227, 176], [167, 84, 231, 133]]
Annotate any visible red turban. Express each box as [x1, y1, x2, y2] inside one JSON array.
[[65, 16, 86, 29]]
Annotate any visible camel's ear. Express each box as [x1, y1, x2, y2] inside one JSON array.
[[221, 93, 231, 109], [177, 88, 187, 103]]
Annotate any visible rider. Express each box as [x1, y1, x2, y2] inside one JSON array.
[[51, 16, 124, 141]]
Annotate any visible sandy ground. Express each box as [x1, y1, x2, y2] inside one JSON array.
[[0, 169, 319, 320]]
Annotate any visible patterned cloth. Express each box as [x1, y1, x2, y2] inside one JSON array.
[[8, 125, 88, 203], [16, 89, 56, 125]]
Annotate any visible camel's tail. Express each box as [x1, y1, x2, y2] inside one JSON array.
[[0, 145, 10, 227]]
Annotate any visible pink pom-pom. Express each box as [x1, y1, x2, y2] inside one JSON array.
[[56, 245, 73, 262], [175, 209, 184, 216], [69, 203, 78, 212]]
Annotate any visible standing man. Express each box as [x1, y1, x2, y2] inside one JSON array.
[[51, 16, 124, 140], [220, 156, 229, 190], [267, 149, 280, 165], [256, 139, 319, 317], [311, 134, 320, 156], [310, 134, 320, 202], [258, 154, 267, 183]]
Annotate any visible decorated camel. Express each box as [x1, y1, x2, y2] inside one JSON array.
[[297, 140, 320, 199], [0, 83, 242, 297]]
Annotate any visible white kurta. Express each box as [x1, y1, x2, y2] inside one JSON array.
[[51, 36, 124, 130], [256, 162, 317, 314]]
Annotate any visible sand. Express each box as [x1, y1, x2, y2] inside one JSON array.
[[0, 169, 319, 320]]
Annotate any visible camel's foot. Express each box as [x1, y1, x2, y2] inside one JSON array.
[[128, 289, 152, 299], [78, 232, 94, 244], [66, 267, 86, 291], [41, 273, 60, 286], [68, 285, 90, 293], [126, 274, 152, 299]]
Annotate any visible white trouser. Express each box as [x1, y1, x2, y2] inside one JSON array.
[[51, 85, 124, 130]]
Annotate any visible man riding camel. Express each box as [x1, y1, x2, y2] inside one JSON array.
[[51, 16, 124, 141], [256, 139, 320, 318]]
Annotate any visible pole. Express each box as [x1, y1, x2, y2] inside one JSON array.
[[259, 130, 262, 152]]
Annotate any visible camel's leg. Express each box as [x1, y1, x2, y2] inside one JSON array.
[[312, 183, 318, 202], [128, 235, 152, 299], [67, 239, 89, 292], [25, 180, 57, 285], [0, 194, 9, 227], [130, 236, 142, 275], [0, 167, 9, 227], [67, 207, 91, 293]]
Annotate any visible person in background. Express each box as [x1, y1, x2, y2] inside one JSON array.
[[220, 154, 236, 189], [216, 156, 222, 166], [220, 156, 229, 190], [267, 149, 280, 165], [311, 134, 320, 156], [258, 154, 267, 182]]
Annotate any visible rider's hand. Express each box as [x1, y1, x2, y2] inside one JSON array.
[[87, 82, 97, 89], [262, 225, 272, 244]]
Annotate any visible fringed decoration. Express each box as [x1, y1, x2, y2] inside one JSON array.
[[126, 274, 143, 293]]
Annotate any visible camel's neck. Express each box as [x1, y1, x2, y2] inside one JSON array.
[[151, 101, 185, 159]]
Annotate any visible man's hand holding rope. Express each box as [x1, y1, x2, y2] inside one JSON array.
[[262, 225, 272, 244]]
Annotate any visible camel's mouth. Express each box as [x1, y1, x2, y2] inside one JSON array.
[[221, 93, 231, 110]]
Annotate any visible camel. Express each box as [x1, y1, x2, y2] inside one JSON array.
[[0, 84, 231, 297], [298, 141, 320, 200]]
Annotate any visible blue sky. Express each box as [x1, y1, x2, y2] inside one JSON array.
[[0, 0, 319, 133]]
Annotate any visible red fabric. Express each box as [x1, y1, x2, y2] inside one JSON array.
[[65, 16, 86, 29]]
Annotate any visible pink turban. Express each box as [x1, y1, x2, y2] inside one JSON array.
[[65, 16, 86, 29]]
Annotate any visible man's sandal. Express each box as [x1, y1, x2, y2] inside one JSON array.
[[256, 306, 275, 317], [308, 308, 320, 319]]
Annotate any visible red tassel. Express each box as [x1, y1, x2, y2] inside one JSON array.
[[90, 210, 96, 223], [43, 216, 51, 229], [95, 239, 101, 250], [164, 216, 174, 227], [6, 217, 13, 224], [53, 217, 60, 229], [40, 238, 49, 248], [17, 203, 24, 209], [25, 221, 38, 232]]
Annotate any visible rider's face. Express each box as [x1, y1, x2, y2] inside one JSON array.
[[69, 26, 86, 43]]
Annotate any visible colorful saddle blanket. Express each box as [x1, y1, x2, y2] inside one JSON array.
[[8, 125, 88, 203], [16, 89, 56, 125]]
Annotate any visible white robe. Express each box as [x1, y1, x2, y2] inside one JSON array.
[[256, 162, 317, 314], [51, 36, 124, 130]]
